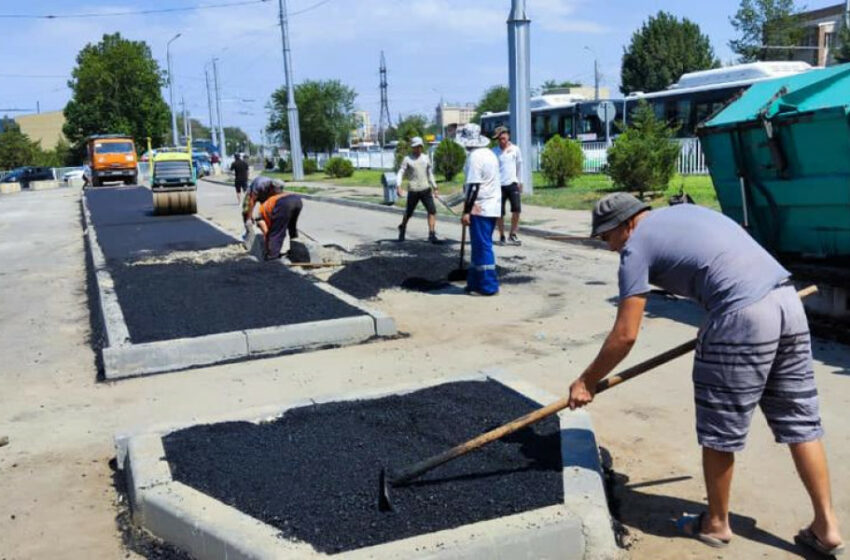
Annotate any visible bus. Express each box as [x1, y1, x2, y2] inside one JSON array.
[[480, 61, 813, 145]]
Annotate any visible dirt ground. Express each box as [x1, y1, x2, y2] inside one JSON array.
[[0, 181, 847, 559]]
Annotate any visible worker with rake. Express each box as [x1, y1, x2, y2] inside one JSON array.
[[568, 193, 843, 557]]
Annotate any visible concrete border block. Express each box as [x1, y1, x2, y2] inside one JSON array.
[[119, 373, 622, 559], [0, 182, 22, 194], [29, 179, 63, 191], [245, 315, 375, 355], [103, 331, 250, 380]]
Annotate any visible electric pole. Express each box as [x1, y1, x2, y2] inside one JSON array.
[[181, 97, 189, 141], [212, 58, 227, 160], [507, 0, 532, 195], [278, 0, 304, 180], [204, 66, 219, 149], [166, 33, 181, 146], [378, 51, 392, 148]]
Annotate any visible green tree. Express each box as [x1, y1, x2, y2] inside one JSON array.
[[621, 11, 719, 94], [606, 101, 681, 196], [175, 116, 212, 143], [268, 79, 357, 153], [394, 114, 429, 141], [394, 139, 410, 171], [834, 24, 850, 63], [433, 139, 466, 182], [539, 136, 584, 187], [63, 33, 170, 151], [0, 128, 41, 168], [33, 138, 75, 167], [223, 126, 254, 155], [729, 0, 803, 62], [472, 85, 509, 123]]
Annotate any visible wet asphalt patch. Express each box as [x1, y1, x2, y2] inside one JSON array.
[[327, 240, 534, 299], [110, 259, 364, 343], [163, 380, 563, 554]]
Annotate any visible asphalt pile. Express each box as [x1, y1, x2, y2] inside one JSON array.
[[328, 240, 534, 299], [163, 380, 563, 554]]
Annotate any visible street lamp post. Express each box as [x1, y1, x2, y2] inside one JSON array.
[[507, 0, 533, 195], [166, 33, 182, 146], [278, 0, 304, 180], [583, 46, 599, 101]]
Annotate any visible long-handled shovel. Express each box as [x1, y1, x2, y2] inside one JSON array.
[[378, 285, 818, 511], [447, 223, 468, 282]]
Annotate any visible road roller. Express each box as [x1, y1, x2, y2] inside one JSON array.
[[147, 138, 198, 215]]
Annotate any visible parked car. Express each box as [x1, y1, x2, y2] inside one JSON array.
[[62, 168, 85, 182], [192, 152, 212, 178], [0, 166, 54, 188]]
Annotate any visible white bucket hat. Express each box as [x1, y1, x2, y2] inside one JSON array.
[[454, 124, 490, 149]]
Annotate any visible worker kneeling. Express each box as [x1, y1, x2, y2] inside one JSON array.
[[256, 192, 303, 261]]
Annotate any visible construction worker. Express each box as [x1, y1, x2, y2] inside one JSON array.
[[492, 126, 524, 246], [396, 136, 439, 243], [242, 176, 284, 237], [458, 125, 501, 296], [230, 153, 249, 203], [254, 190, 302, 261], [567, 193, 843, 556]]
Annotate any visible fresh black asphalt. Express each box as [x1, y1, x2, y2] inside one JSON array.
[[163, 380, 563, 554], [111, 260, 364, 343], [86, 186, 364, 343], [85, 187, 234, 261], [328, 240, 534, 299]]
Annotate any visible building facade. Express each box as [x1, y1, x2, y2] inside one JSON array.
[[794, 3, 848, 66], [14, 111, 66, 149], [435, 103, 476, 137]]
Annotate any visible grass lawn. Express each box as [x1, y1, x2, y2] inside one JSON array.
[[264, 169, 718, 211]]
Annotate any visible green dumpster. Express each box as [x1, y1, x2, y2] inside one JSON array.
[[698, 63, 850, 259]]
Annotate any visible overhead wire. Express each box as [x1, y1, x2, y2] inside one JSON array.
[[0, 0, 271, 19]]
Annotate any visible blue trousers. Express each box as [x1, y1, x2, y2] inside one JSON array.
[[467, 215, 499, 295]]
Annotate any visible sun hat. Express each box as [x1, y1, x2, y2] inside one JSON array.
[[591, 193, 650, 237], [454, 124, 490, 149], [409, 136, 424, 148], [492, 126, 509, 139]]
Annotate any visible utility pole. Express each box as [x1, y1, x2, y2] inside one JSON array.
[[166, 33, 182, 146], [594, 59, 600, 100], [204, 66, 219, 149], [212, 58, 227, 160], [378, 51, 392, 148], [278, 0, 304, 179], [181, 97, 189, 141], [507, 0, 532, 195]]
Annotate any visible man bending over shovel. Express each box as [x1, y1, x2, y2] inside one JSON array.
[[567, 193, 843, 557]]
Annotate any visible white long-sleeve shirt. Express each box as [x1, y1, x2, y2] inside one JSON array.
[[492, 143, 523, 186], [396, 153, 437, 192]]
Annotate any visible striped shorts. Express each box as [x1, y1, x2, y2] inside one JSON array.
[[693, 285, 823, 452]]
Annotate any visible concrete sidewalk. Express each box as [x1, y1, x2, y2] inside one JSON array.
[[208, 173, 593, 238]]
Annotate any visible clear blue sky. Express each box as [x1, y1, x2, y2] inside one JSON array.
[[0, 0, 839, 142]]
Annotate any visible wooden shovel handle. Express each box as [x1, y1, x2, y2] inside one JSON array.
[[390, 285, 818, 486]]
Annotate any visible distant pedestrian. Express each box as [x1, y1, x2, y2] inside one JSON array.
[[491, 126, 524, 246], [396, 137, 439, 243], [457, 125, 501, 296], [230, 153, 249, 203]]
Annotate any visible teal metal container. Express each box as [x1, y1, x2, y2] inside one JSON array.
[[698, 64, 850, 259]]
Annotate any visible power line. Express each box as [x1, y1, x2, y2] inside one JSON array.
[[289, 0, 334, 16], [0, 0, 270, 19]]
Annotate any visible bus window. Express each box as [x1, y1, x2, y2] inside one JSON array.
[[562, 115, 574, 138], [548, 114, 559, 137], [533, 115, 546, 138], [676, 100, 692, 132]]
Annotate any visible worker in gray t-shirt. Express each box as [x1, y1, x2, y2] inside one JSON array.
[[566, 193, 843, 555]]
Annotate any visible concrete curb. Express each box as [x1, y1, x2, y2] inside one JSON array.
[[83, 190, 396, 380], [30, 180, 64, 191], [0, 182, 22, 194], [118, 373, 620, 559]]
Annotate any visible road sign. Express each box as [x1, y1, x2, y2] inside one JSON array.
[[596, 101, 617, 124]]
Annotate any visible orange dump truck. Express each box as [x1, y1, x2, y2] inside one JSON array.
[[85, 135, 138, 186]]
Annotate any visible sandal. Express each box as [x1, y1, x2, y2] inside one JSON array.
[[674, 512, 731, 549], [795, 527, 845, 558]]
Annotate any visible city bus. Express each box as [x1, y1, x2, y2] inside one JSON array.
[[480, 61, 813, 145]]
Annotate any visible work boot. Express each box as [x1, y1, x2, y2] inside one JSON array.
[[428, 231, 439, 244], [509, 233, 522, 246], [498, 235, 506, 246], [398, 224, 406, 242]]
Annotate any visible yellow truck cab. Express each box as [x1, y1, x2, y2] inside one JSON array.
[[85, 135, 138, 186]]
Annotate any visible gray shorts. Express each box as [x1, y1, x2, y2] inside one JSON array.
[[693, 285, 823, 452]]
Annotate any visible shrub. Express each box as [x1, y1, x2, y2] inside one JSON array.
[[606, 101, 680, 196], [433, 139, 466, 182], [303, 158, 317, 175], [277, 157, 289, 173], [540, 135, 584, 187], [393, 139, 410, 171], [324, 156, 354, 178]]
